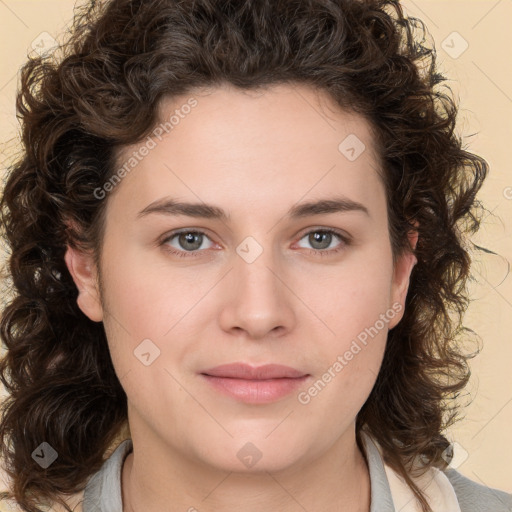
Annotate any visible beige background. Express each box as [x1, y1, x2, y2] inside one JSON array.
[[0, 0, 511, 503]]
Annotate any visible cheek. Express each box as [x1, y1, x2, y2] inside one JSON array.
[[294, 252, 394, 405], [100, 246, 203, 334], [292, 326, 386, 459], [299, 259, 394, 344], [98, 250, 215, 387]]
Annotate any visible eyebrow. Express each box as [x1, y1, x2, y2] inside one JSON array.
[[137, 196, 370, 221]]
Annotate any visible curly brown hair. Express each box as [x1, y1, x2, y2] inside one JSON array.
[[0, 0, 488, 511]]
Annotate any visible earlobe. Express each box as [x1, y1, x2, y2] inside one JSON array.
[[64, 245, 104, 322]]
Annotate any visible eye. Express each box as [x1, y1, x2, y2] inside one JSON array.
[[160, 230, 215, 257], [295, 228, 349, 256], [159, 227, 350, 259]]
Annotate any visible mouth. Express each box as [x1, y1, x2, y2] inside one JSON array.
[[199, 363, 310, 404]]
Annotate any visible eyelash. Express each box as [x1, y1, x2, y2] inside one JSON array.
[[159, 228, 351, 259]]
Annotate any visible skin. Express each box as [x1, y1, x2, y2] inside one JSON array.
[[65, 83, 417, 512]]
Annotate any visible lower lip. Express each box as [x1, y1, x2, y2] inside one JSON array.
[[201, 374, 310, 404]]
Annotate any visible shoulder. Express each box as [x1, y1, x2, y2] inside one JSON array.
[[444, 468, 512, 512]]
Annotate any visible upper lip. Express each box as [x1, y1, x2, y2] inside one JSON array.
[[201, 363, 307, 380]]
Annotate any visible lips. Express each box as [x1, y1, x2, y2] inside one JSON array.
[[199, 363, 310, 404], [201, 363, 307, 380]]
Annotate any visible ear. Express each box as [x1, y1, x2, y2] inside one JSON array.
[[387, 222, 418, 330], [64, 244, 104, 323]]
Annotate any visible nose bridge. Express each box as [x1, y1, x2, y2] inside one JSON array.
[[218, 233, 296, 338], [235, 233, 284, 307]]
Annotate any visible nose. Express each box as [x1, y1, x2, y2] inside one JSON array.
[[217, 243, 296, 340]]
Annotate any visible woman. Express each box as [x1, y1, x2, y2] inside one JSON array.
[[0, 1, 510, 511]]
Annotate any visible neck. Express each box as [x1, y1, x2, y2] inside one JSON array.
[[121, 414, 371, 512]]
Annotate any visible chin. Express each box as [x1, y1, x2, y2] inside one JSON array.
[[192, 433, 310, 475]]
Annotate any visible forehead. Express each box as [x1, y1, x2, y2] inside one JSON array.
[[110, 83, 385, 220], [155, 83, 379, 161]]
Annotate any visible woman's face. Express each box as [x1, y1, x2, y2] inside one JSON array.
[[66, 83, 416, 473]]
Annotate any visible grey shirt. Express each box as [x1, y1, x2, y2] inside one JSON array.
[[82, 434, 512, 512]]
